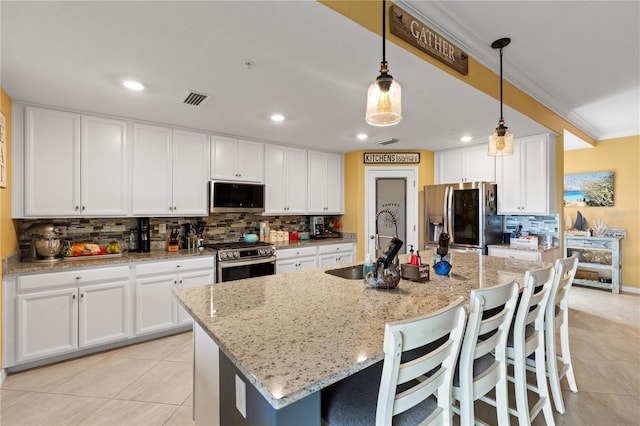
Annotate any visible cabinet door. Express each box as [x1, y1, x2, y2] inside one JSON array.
[[79, 280, 131, 347], [237, 139, 264, 182], [24, 106, 81, 216], [297, 256, 318, 271], [436, 149, 465, 184], [81, 115, 129, 216], [135, 273, 177, 335], [307, 151, 327, 214], [177, 268, 215, 325], [496, 142, 522, 214], [264, 145, 287, 214], [465, 144, 496, 183], [211, 136, 237, 180], [276, 258, 298, 274], [16, 288, 78, 362], [521, 136, 549, 214], [131, 123, 173, 215], [173, 129, 209, 216], [285, 148, 307, 214], [325, 153, 343, 213], [318, 254, 338, 267], [336, 252, 354, 265]]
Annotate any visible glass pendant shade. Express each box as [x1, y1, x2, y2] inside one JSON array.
[[488, 123, 514, 156], [365, 75, 402, 126]]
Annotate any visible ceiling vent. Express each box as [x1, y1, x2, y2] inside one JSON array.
[[376, 138, 399, 146], [181, 90, 210, 106]]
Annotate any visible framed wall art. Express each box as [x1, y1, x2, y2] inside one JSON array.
[[564, 171, 614, 207]]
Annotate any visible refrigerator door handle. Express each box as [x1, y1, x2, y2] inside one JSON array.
[[447, 186, 454, 243], [443, 186, 449, 235]]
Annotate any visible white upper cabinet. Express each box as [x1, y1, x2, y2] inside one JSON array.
[[211, 136, 264, 182], [307, 151, 343, 214], [132, 124, 208, 216], [264, 144, 307, 214], [436, 144, 495, 184], [23, 106, 128, 217], [81, 115, 129, 216], [496, 133, 556, 215]]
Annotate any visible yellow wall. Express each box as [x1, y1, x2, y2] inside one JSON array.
[[342, 150, 434, 260], [564, 136, 640, 289], [1, 87, 18, 364]]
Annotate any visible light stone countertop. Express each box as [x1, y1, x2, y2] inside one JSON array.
[[173, 251, 549, 410]]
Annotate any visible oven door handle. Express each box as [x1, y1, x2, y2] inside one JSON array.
[[218, 256, 276, 268]]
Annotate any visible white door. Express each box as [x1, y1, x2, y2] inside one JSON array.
[[79, 280, 131, 347], [177, 268, 215, 325], [172, 129, 209, 216], [134, 273, 177, 335], [81, 115, 129, 216], [16, 288, 79, 362], [264, 144, 287, 214], [237, 139, 264, 182], [285, 147, 307, 214], [131, 123, 173, 215], [211, 135, 238, 180], [365, 167, 418, 260]]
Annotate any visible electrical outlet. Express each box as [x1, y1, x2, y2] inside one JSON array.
[[57, 226, 67, 237], [159, 223, 167, 234], [235, 374, 247, 418]]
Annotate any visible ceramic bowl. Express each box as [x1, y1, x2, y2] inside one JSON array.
[[243, 233, 259, 243]]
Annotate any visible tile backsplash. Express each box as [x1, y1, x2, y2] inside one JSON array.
[[504, 214, 560, 246], [17, 214, 342, 253]]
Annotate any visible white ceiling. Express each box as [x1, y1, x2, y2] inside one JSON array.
[[1, 1, 638, 154]]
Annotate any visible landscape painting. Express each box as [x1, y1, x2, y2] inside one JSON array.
[[564, 171, 614, 207]]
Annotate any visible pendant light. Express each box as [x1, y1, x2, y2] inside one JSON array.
[[488, 37, 514, 156], [365, 0, 402, 126]]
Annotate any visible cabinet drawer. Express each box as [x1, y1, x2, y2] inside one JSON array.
[[317, 243, 353, 255], [135, 256, 214, 276], [276, 246, 317, 260], [18, 265, 130, 292], [565, 238, 612, 250]]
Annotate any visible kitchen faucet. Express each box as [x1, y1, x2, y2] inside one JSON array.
[[373, 208, 399, 257]]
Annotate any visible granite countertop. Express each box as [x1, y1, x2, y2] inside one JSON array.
[[173, 251, 549, 410], [3, 238, 356, 276]]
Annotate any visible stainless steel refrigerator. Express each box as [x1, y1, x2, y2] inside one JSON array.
[[424, 182, 503, 253]]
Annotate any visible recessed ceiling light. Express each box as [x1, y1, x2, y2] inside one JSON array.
[[460, 136, 473, 142], [123, 80, 144, 91], [270, 113, 285, 122], [357, 133, 368, 140]]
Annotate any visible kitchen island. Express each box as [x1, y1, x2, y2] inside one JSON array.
[[174, 251, 548, 425]]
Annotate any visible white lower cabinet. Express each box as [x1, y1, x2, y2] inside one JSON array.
[[276, 246, 317, 274], [134, 257, 214, 335], [317, 243, 355, 267], [7, 265, 131, 366]]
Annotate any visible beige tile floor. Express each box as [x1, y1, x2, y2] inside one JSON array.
[[1, 285, 639, 425]]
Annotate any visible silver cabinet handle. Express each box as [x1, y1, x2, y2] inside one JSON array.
[[75, 206, 79, 211]]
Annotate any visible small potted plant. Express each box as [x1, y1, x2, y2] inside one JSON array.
[[326, 220, 341, 238]]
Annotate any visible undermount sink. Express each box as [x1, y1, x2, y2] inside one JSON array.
[[325, 264, 364, 280]]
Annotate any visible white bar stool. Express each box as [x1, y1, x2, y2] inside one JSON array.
[[452, 281, 520, 426], [322, 297, 467, 425]]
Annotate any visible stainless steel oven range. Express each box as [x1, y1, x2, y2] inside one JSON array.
[[205, 241, 276, 283]]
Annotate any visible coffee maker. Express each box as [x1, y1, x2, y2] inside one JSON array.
[[310, 216, 325, 239], [138, 217, 151, 253]]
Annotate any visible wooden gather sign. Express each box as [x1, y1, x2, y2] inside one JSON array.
[[389, 4, 469, 76]]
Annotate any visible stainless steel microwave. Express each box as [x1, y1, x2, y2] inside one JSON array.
[[209, 181, 265, 213]]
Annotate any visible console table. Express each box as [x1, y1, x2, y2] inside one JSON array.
[[564, 235, 623, 293]]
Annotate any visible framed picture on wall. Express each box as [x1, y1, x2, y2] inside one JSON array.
[[0, 112, 6, 188], [564, 171, 614, 207]]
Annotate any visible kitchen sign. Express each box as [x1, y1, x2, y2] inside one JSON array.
[[364, 152, 420, 164], [389, 5, 468, 75]]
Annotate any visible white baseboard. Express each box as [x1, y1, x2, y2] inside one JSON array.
[[621, 285, 640, 294]]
